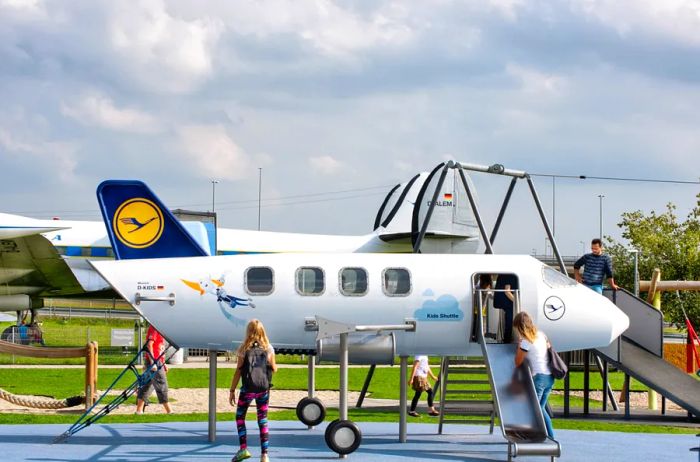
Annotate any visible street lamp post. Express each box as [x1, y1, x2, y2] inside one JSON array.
[[631, 249, 640, 296], [580, 240, 585, 256], [598, 194, 605, 240], [257, 168, 262, 231], [211, 180, 219, 213]]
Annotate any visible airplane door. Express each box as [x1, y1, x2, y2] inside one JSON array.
[[473, 273, 520, 344]]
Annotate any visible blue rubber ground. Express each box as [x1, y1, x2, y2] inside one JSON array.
[[1, 420, 698, 462]]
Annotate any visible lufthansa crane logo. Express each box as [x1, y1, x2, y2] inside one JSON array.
[[113, 198, 164, 248], [543, 296, 566, 321]]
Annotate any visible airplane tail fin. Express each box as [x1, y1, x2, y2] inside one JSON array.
[[96, 180, 208, 260], [373, 163, 480, 253]]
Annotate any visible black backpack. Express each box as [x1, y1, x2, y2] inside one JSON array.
[[242, 343, 272, 392]]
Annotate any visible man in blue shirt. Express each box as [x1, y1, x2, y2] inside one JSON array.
[[573, 238, 619, 294]]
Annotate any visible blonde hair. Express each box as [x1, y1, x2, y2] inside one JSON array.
[[237, 319, 271, 355], [513, 312, 538, 343]]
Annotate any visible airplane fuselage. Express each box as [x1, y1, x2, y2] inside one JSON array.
[[91, 253, 629, 355]]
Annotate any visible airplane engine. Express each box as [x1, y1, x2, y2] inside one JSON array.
[[0, 295, 32, 311], [316, 332, 395, 365]]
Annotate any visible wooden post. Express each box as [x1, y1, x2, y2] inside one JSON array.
[[85, 343, 94, 409], [648, 291, 661, 410], [91, 341, 99, 406], [646, 268, 661, 304]]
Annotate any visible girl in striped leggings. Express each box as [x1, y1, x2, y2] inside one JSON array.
[[229, 320, 277, 462]]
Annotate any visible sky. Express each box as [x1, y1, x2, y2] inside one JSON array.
[[1, 0, 699, 257]]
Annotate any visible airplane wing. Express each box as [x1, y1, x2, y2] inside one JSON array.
[[0, 233, 84, 297], [0, 214, 84, 300]]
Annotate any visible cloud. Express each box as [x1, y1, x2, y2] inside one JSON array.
[[0, 0, 47, 19], [571, 0, 700, 47], [108, 1, 223, 93], [177, 124, 252, 180], [0, 127, 78, 182], [308, 155, 345, 175], [61, 93, 161, 133]]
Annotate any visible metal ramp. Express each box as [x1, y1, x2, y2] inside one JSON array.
[[437, 356, 495, 434], [481, 342, 560, 461], [596, 288, 700, 418], [475, 291, 560, 461], [598, 338, 700, 417]]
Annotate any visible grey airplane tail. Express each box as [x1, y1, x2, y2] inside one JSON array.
[[476, 310, 561, 460]]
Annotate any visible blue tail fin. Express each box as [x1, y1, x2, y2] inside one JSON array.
[[96, 180, 208, 260]]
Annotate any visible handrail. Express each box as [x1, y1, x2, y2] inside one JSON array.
[[604, 287, 663, 357], [134, 292, 176, 306]]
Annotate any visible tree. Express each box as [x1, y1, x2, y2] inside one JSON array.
[[606, 192, 700, 328]]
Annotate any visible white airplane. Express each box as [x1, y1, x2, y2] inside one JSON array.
[[0, 165, 479, 322], [88, 179, 629, 456]]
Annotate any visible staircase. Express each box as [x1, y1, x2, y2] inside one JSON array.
[[437, 356, 495, 434]]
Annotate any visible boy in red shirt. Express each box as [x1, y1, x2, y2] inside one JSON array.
[[135, 325, 172, 414]]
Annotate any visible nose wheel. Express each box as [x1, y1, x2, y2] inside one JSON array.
[[296, 397, 326, 427], [324, 419, 362, 456]]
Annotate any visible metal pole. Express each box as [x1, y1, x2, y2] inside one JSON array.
[[624, 373, 631, 420], [552, 176, 555, 237], [307, 355, 315, 399], [356, 365, 376, 408], [632, 249, 640, 296], [489, 177, 517, 245], [208, 349, 217, 442], [258, 168, 262, 231], [456, 165, 493, 254], [308, 355, 316, 429], [338, 333, 349, 459], [563, 352, 570, 417], [583, 350, 590, 415], [598, 194, 605, 240], [399, 355, 408, 443], [339, 333, 348, 421], [211, 180, 219, 213], [525, 176, 566, 274], [413, 163, 449, 253]]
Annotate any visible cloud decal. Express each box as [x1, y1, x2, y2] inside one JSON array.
[[413, 294, 463, 322]]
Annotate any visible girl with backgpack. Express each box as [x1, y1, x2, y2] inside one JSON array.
[[229, 320, 277, 462]]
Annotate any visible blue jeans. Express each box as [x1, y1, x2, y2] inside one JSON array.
[[586, 284, 603, 294], [533, 373, 555, 438]]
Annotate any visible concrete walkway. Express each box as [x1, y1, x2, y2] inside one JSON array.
[[1, 420, 698, 462]]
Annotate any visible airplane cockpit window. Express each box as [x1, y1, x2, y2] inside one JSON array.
[[340, 267, 368, 296], [296, 267, 325, 296], [245, 266, 274, 295], [542, 265, 576, 288], [383, 268, 411, 296]]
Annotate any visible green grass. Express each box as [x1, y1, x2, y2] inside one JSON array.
[[0, 360, 691, 434], [0, 409, 695, 434], [0, 366, 651, 401]]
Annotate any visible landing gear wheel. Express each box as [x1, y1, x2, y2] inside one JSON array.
[[324, 419, 362, 455], [296, 397, 326, 426]]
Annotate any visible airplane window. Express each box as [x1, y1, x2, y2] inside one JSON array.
[[245, 267, 274, 295], [383, 268, 411, 296], [340, 267, 368, 296], [296, 267, 325, 296], [542, 265, 576, 288]]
